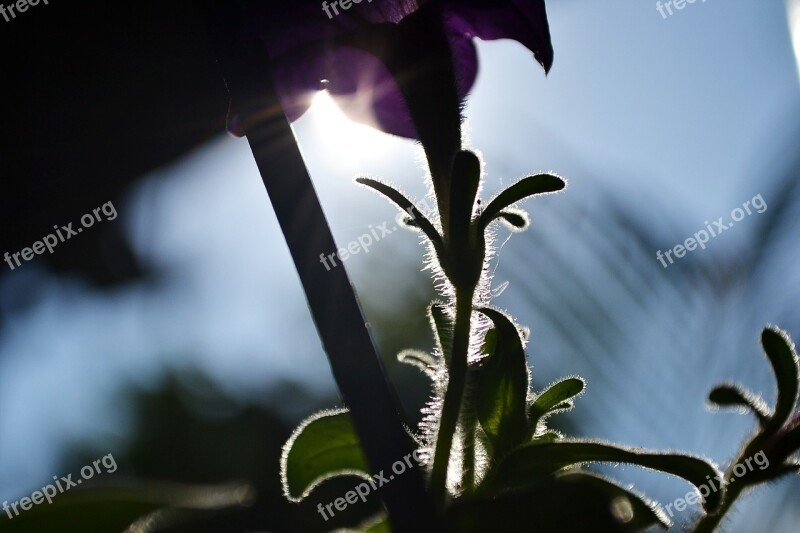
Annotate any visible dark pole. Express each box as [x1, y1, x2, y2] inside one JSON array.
[[198, 3, 439, 530]]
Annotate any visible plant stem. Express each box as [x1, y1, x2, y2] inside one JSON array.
[[430, 288, 474, 506], [692, 474, 745, 533]]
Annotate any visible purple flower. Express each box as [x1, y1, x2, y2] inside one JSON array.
[[233, 0, 553, 139]]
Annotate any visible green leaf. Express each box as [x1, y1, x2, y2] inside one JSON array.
[[761, 327, 800, 434], [398, 349, 437, 380], [531, 431, 563, 443], [557, 472, 671, 530], [342, 513, 391, 533], [475, 308, 530, 457], [0, 482, 252, 532], [430, 302, 453, 364], [449, 150, 481, 241], [708, 383, 770, 425], [481, 327, 497, 356], [448, 473, 665, 532], [482, 440, 724, 513], [281, 409, 370, 501], [356, 177, 443, 247], [479, 173, 565, 230], [496, 208, 530, 231], [529, 377, 585, 430]]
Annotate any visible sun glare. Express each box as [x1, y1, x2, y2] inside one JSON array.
[[308, 91, 394, 161]]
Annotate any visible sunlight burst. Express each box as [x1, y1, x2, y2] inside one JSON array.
[[308, 91, 394, 161]]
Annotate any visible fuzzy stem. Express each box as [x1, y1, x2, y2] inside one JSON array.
[[430, 288, 474, 505], [692, 477, 745, 533]]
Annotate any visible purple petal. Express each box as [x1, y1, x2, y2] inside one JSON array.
[[325, 47, 418, 138], [444, 0, 553, 73]]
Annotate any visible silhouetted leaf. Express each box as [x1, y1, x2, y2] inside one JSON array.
[[0, 482, 252, 532], [529, 377, 585, 430], [430, 301, 453, 363], [531, 431, 563, 443], [481, 327, 497, 356], [356, 177, 442, 247], [398, 349, 437, 380], [448, 472, 662, 532], [281, 409, 369, 501], [557, 472, 671, 530], [475, 308, 530, 457], [761, 327, 799, 434], [348, 513, 390, 533], [483, 440, 724, 513], [708, 383, 770, 425], [496, 208, 530, 231], [479, 173, 565, 230]]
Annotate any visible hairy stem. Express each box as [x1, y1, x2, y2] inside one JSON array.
[[430, 289, 474, 506], [692, 471, 745, 533]]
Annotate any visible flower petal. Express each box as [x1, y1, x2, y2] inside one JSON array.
[[444, 0, 553, 73]]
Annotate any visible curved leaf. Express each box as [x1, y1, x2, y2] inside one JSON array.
[[479, 173, 565, 230], [496, 208, 530, 231], [761, 327, 800, 434], [449, 473, 663, 532], [708, 383, 770, 425], [531, 431, 563, 443], [557, 472, 671, 530], [281, 409, 369, 501], [356, 177, 442, 247], [529, 377, 586, 430], [0, 482, 252, 532], [475, 308, 530, 457], [430, 301, 453, 363], [483, 440, 724, 513], [398, 349, 437, 380]]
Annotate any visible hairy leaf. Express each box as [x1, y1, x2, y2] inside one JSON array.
[[430, 302, 453, 363], [483, 440, 724, 513], [529, 377, 585, 429], [475, 308, 530, 457], [531, 431, 563, 443], [448, 473, 663, 532], [761, 327, 800, 434], [398, 349, 437, 380], [708, 383, 770, 425], [496, 208, 530, 231], [557, 472, 671, 530], [479, 173, 565, 230], [0, 482, 252, 532], [356, 177, 442, 247], [281, 409, 369, 501]]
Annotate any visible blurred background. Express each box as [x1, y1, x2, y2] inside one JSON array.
[[1, 0, 799, 531]]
